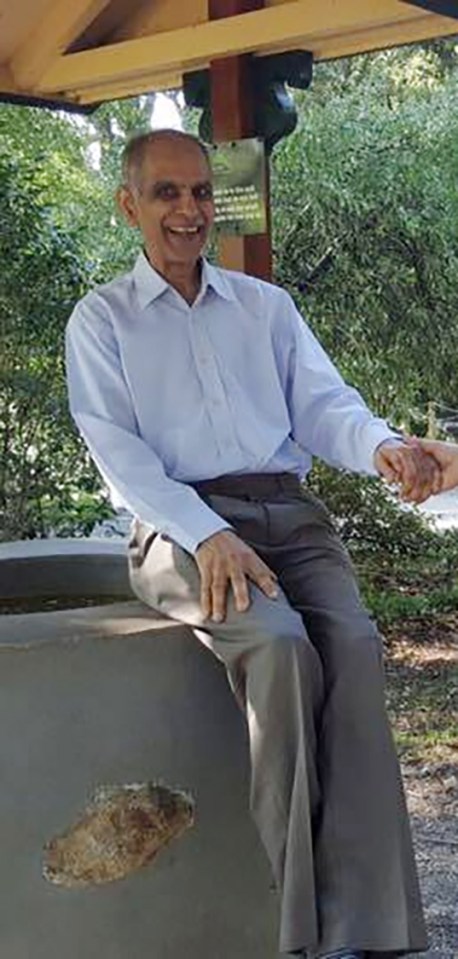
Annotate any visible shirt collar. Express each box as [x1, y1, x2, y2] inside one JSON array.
[[133, 251, 236, 310], [133, 251, 169, 310], [200, 259, 236, 302]]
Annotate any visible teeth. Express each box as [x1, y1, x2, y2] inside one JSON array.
[[169, 227, 200, 234]]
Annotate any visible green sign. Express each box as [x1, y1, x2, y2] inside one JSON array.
[[209, 138, 267, 236]]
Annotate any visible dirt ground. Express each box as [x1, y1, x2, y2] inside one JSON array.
[[383, 615, 458, 959]]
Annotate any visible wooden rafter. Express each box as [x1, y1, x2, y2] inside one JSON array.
[[11, 0, 113, 89], [0, 65, 17, 94], [35, 0, 458, 98], [311, 10, 458, 60], [74, 71, 182, 104]]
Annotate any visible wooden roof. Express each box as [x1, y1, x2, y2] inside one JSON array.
[[1, 0, 457, 109]]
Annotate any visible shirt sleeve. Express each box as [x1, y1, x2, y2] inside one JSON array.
[[66, 297, 230, 554], [273, 291, 400, 474]]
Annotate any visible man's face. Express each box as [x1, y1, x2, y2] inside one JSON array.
[[117, 139, 215, 276]]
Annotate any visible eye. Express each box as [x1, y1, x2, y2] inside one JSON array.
[[193, 183, 213, 201], [154, 183, 179, 200]]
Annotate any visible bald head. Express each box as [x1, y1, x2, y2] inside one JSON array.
[[121, 129, 211, 193]]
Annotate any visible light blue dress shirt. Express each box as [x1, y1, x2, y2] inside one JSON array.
[[66, 252, 396, 554]]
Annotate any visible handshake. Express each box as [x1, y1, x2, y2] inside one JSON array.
[[374, 437, 458, 504]]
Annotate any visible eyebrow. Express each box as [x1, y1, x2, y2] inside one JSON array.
[[152, 180, 178, 191], [149, 179, 213, 193]]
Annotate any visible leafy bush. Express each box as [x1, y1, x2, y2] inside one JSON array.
[[272, 47, 458, 431], [308, 464, 439, 558], [0, 132, 111, 539]]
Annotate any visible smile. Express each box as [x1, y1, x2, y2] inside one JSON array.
[[168, 226, 202, 235]]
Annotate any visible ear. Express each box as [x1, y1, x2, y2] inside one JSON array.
[[116, 185, 139, 228]]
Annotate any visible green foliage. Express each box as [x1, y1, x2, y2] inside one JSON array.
[[0, 97, 159, 539], [0, 109, 109, 539], [272, 45, 458, 431], [363, 584, 458, 625], [269, 44, 458, 578], [308, 463, 438, 557], [2, 44, 458, 548], [307, 462, 458, 623]]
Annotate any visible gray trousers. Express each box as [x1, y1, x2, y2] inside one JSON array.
[[128, 474, 427, 957]]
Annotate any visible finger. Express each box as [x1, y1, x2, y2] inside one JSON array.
[[432, 466, 443, 495], [414, 439, 437, 455], [401, 466, 434, 504], [230, 568, 251, 613], [392, 450, 426, 500], [410, 451, 438, 501], [375, 449, 402, 486], [211, 572, 229, 623], [421, 461, 441, 499], [381, 466, 399, 486], [250, 565, 279, 599], [400, 475, 425, 503], [395, 453, 417, 494], [199, 570, 212, 620]]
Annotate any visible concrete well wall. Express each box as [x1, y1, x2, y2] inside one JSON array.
[[0, 540, 279, 959]]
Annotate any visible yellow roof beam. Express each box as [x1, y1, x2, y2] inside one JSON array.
[[0, 64, 17, 94], [35, 0, 319, 94], [11, 0, 113, 90], [76, 11, 458, 102], [36, 0, 458, 97], [110, 0, 208, 42], [313, 10, 458, 59], [73, 71, 183, 105]]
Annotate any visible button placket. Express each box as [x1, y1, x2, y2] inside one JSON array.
[[192, 307, 241, 458], [188, 313, 225, 455]]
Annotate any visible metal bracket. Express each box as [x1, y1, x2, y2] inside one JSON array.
[[183, 50, 313, 154]]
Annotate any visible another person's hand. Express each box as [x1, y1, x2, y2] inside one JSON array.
[[374, 438, 441, 503], [195, 529, 278, 623], [408, 438, 458, 493]]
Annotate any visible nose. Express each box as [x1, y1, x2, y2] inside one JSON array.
[[176, 188, 200, 218]]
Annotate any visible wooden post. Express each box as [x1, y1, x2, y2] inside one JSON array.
[[427, 400, 437, 439], [209, 0, 272, 280]]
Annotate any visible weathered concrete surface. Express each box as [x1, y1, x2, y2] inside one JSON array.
[[1, 599, 172, 647], [43, 782, 195, 888], [0, 540, 279, 958]]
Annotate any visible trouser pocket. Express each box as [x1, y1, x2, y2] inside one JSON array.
[[127, 518, 157, 569]]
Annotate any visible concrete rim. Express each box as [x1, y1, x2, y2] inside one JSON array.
[[0, 538, 174, 648]]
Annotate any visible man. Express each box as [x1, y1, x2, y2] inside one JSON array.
[[66, 129, 436, 958]]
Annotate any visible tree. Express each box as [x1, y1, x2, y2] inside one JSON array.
[[2, 43, 458, 542], [272, 46, 458, 432], [0, 94, 174, 538]]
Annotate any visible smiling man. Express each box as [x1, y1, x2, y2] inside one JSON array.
[[66, 129, 433, 959], [116, 133, 214, 305]]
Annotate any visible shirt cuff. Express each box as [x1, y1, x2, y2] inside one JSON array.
[[176, 512, 234, 556], [363, 424, 406, 475]]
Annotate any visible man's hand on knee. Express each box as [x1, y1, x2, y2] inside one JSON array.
[[195, 530, 278, 623]]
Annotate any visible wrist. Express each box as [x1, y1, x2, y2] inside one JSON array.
[[195, 526, 234, 553]]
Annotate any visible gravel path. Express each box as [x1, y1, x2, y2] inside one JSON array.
[[404, 765, 458, 958]]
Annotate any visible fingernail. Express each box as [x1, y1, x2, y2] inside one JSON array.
[[269, 587, 279, 599], [212, 613, 223, 623]]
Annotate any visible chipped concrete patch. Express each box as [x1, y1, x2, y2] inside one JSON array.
[[43, 782, 194, 888]]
